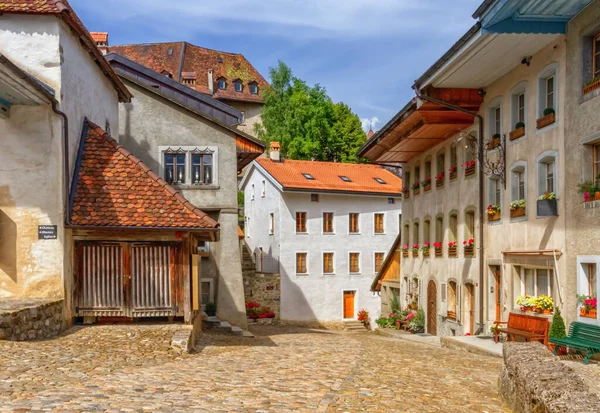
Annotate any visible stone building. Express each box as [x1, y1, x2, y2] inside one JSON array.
[[240, 145, 402, 324]]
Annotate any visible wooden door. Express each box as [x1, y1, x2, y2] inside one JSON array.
[[427, 280, 437, 335], [494, 267, 502, 322], [466, 284, 475, 334], [343, 291, 355, 319]]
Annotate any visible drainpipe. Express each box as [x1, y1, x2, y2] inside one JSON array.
[[51, 100, 70, 224], [413, 89, 486, 335]]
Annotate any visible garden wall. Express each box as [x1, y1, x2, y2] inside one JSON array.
[[499, 342, 600, 412], [0, 298, 66, 341], [243, 271, 280, 318]]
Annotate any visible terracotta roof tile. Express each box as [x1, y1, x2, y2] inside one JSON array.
[[0, 1, 131, 102], [70, 120, 219, 230], [109, 42, 268, 103], [255, 158, 402, 195]]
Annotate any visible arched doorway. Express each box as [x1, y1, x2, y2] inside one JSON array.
[[427, 280, 437, 335], [465, 283, 475, 334]]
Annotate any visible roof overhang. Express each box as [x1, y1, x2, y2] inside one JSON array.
[[359, 88, 483, 164], [0, 54, 54, 116]]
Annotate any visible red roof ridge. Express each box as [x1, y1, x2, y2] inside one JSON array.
[[83, 119, 217, 227], [113, 41, 242, 57]]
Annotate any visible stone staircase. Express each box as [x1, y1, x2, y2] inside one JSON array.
[[204, 316, 254, 337], [344, 320, 368, 333]]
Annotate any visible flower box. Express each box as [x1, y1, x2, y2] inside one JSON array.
[[434, 247, 443, 257], [403, 250, 409, 258], [464, 164, 476, 177], [450, 170, 457, 180], [448, 248, 457, 257], [537, 199, 558, 217], [488, 211, 501, 222], [411, 250, 419, 258], [463, 246, 475, 256], [509, 127, 525, 141], [486, 137, 501, 150], [423, 183, 431, 192], [413, 188, 420, 196], [510, 207, 526, 218], [583, 78, 600, 95], [580, 308, 597, 319], [584, 192, 600, 202], [536, 112, 556, 129], [436, 177, 444, 187], [403, 191, 410, 200]]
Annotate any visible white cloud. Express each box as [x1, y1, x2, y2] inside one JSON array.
[[361, 117, 380, 132]]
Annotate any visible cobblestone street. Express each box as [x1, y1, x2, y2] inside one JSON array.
[[0, 325, 510, 412]]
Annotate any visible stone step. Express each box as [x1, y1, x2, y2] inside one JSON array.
[[230, 326, 244, 336], [242, 330, 255, 338], [217, 321, 232, 333]]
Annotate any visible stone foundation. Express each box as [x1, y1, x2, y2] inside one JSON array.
[[0, 298, 66, 341], [275, 319, 345, 330], [499, 342, 600, 412], [243, 271, 280, 317]]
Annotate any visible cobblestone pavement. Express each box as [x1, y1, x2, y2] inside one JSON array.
[[0, 325, 511, 412]]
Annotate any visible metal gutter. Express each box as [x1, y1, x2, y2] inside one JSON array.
[[472, 0, 496, 19], [282, 187, 403, 198]]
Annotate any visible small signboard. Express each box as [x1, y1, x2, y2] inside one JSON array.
[[38, 225, 57, 240]]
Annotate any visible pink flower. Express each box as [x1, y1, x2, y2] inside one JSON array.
[[585, 192, 591, 202]]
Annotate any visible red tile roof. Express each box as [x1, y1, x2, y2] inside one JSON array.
[[109, 42, 268, 103], [0, 1, 131, 102], [70, 120, 219, 230], [255, 158, 402, 195]]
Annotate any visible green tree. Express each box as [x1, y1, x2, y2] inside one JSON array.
[[255, 61, 366, 163]]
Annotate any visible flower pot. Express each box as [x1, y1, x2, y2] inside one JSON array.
[[423, 184, 431, 192], [487, 137, 501, 150], [488, 211, 501, 222], [436, 177, 444, 187], [449, 170, 457, 180], [403, 251, 409, 258], [448, 248, 457, 257], [434, 248, 443, 257], [537, 199, 558, 217], [464, 246, 475, 256], [422, 249, 431, 258], [411, 251, 419, 258], [586, 192, 600, 202], [403, 192, 410, 200], [536, 112, 556, 129], [510, 207, 526, 218], [580, 308, 597, 318], [583, 78, 600, 95], [414, 188, 420, 196], [509, 127, 525, 141], [465, 164, 476, 177]]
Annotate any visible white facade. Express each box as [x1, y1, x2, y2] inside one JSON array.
[[241, 162, 401, 322]]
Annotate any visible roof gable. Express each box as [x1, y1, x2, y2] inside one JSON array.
[[69, 119, 219, 230]]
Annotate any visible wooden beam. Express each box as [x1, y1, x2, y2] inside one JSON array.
[[182, 236, 192, 324], [191, 254, 200, 311]]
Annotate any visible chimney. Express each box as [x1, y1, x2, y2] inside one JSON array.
[[269, 142, 281, 162], [90, 32, 109, 55], [208, 69, 214, 94]]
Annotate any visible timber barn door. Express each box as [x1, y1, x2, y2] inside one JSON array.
[[427, 280, 437, 335], [75, 242, 181, 318]]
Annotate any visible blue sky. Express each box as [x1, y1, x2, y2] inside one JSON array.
[[72, 0, 481, 131]]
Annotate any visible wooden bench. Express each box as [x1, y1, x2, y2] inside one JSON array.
[[550, 321, 600, 364], [494, 313, 549, 345]]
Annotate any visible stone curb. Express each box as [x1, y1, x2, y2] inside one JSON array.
[[374, 328, 441, 347], [440, 336, 502, 358]]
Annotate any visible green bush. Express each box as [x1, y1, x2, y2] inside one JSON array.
[[205, 302, 217, 317], [549, 307, 566, 339], [390, 294, 401, 314], [515, 122, 525, 129], [543, 107, 555, 116], [237, 190, 245, 206]]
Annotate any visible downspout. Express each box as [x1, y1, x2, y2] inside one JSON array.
[[51, 100, 70, 224], [413, 89, 486, 335]]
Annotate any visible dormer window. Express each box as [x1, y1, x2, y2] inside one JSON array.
[[302, 173, 315, 180], [339, 176, 352, 182], [374, 178, 386, 184], [234, 80, 243, 93], [218, 78, 226, 90], [249, 82, 259, 95], [182, 72, 197, 86], [161, 70, 173, 79]]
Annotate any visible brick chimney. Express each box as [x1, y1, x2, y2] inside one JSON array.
[[269, 142, 281, 162], [90, 32, 109, 55], [208, 69, 214, 94]]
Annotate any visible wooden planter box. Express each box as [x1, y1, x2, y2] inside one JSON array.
[[448, 248, 457, 257], [585, 192, 600, 202], [580, 308, 597, 318], [537, 199, 558, 217], [583, 79, 600, 95], [449, 170, 458, 180], [465, 164, 476, 177], [436, 177, 444, 187], [403, 250, 409, 258], [423, 183, 431, 192], [403, 191, 410, 200], [413, 188, 420, 196], [488, 211, 501, 222], [536, 112, 556, 129], [434, 248, 443, 257], [509, 127, 525, 141], [464, 246, 475, 256], [422, 248, 431, 258], [510, 207, 526, 218], [411, 250, 419, 258], [487, 137, 501, 150]]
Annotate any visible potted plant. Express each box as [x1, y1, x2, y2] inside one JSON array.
[[516, 295, 536, 312], [537, 192, 558, 216], [412, 181, 421, 195], [357, 309, 370, 329], [548, 307, 568, 355], [449, 165, 458, 180], [448, 241, 458, 257], [463, 160, 476, 177], [402, 185, 410, 199], [421, 242, 431, 257], [487, 204, 501, 221], [583, 75, 600, 95], [402, 244, 409, 258], [536, 107, 556, 129], [578, 180, 600, 202], [205, 301, 217, 316], [534, 295, 554, 315], [407, 308, 425, 334], [435, 171, 445, 187], [463, 238, 475, 256], [510, 199, 526, 218], [487, 133, 501, 150], [433, 242, 443, 257], [411, 243, 420, 257], [422, 176, 432, 192], [577, 295, 597, 318], [510, 122, 526, 141]]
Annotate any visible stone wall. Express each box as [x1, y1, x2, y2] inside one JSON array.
[[0, 299, 66, 341], [499, 342, 600, 413], [243, 272, 281, 317]]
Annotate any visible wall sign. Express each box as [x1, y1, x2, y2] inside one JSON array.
[[38, 225, 57, 240]]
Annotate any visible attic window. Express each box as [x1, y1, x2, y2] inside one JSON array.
[[182, 72, 197, 85], [339, 176, 352, 182], [218, 78, 226, 90], [374, 178, 387, 184], [167, 49, 173, 56], [234, 80, 243, 93], [217, 57, 223, 63], [161, 70, 172, 78], [302, 173, 315, 180], [250, 83, 259, 95]]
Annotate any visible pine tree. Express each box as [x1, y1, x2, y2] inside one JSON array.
[[549, 307, 566, 338]]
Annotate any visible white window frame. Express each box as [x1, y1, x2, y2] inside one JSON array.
[[322, 251, 335, 275], [518, 267, 554, 299], [536, 150, 559, 198], [577, 256, 600, 324], [349, 252, 361, 274], [158, 146, 219, 187], [488, 177, 502, 207], [510, 81, 528, 133], [510, 162, 527, 202], [537, 62, 559, 120], [200, 278, 215, 310]]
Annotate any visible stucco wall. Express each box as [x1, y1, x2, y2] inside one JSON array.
[[226, 100, 262, 137], [564, 1, 600, 325], [481, 38, 568, 324]]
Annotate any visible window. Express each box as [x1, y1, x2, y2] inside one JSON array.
[[323, 253, 334, 274], [374, 214, 384, 234], [594, 144, 600, 180], [448, 281, 457, 320], [311, 194, 319, 202], [423, 219, 431, 244], [349, 253, 360, 273], [164, 153, 186, 184], [349, 213, 359, 233], [517, 94, 525, 124], [546, 77, 555, 110], [489, 177, 502, 206], [413, 222, 419, 245], [261, 180, 266, 197], [594, 33, 600, 80], [105, 120, 111, 135], [191, 154, 213, 185], [587, 264, 597, 298], [296, 212, 307, 233], [403, 224, 410, 246], [296, 253, 307, 274], [374, 252, 385, 272], [234, 81, 243, 92], [249, 83, 259, 95], [251, 184, 255, 201], [388, 198, 395, 204], [405, 171, 411, 189], [490, 105, 501, 136], [511, 165, 526, 202], [414, 165, 421, 183], [521, 268, 553, 297], [302, 173, 315, 180], [537, 154, 557, 197], [218, 78, 226, 90], [323, 212, 334, 233], [437, 152, 445, 176], [449, 214, 457, 242], [201, 280, 214, 309], [269, 213, 274, 235], [435, 216, 443, 243], [538, 64, 558, 116], [374, 177, 386, 184], [465, 211, 475, 240], [450, 146, 457, 169], [425, 159, 432, 180], [339, 175, 351, 182]]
